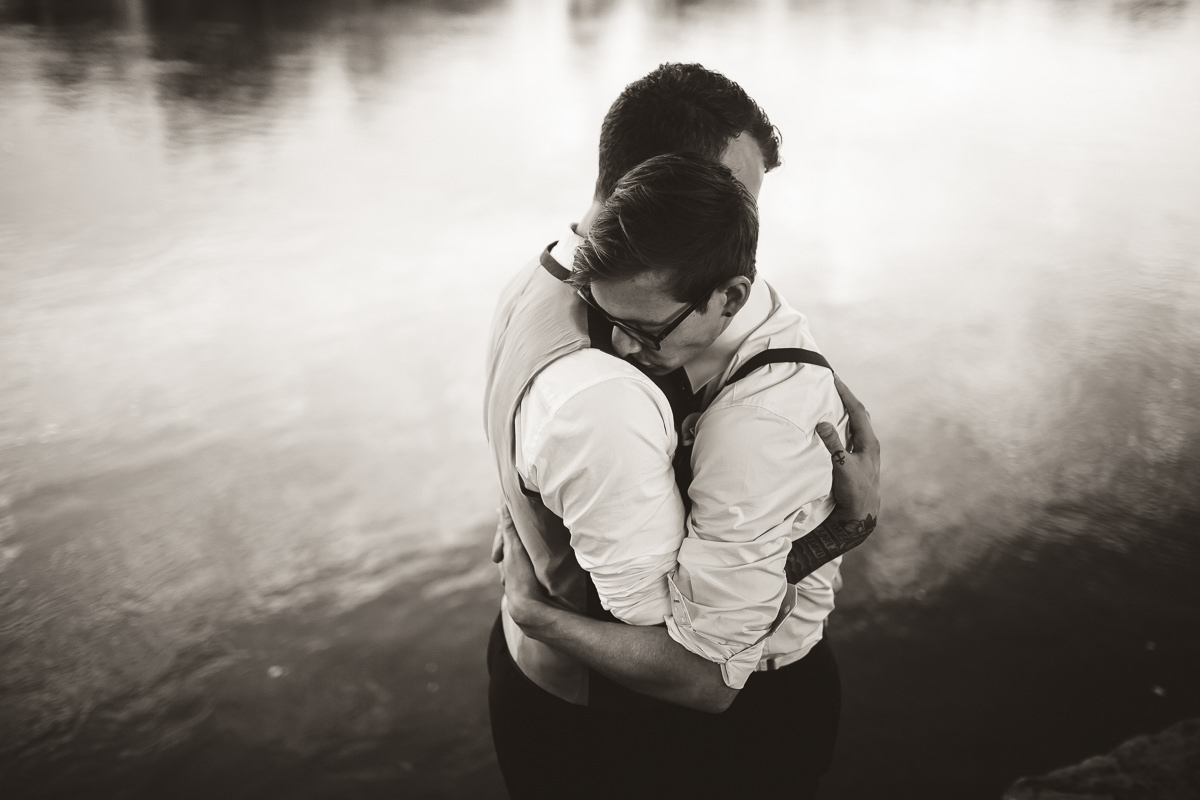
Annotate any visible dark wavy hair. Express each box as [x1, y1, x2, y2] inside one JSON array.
[[594, 63, 781, 201], [573, 153, 758, 307]]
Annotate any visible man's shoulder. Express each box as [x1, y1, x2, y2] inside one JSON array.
[[757, 279, 813, 334], [526, 349, 669, 420], [706, 301, 840, 434], [518, 350, 676, 477], [703, 370, 840, 442], [536, 348, 647, 387]]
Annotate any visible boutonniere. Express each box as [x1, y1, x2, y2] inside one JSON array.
[[680, 411, 702, 447]]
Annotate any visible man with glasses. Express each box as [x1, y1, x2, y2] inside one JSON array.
[[483, 64, 880, 799]]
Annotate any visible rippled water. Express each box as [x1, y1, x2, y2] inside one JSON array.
[[1, 1, 1198, 797]]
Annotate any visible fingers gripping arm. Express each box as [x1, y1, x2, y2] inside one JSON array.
[[785, 376, 881, 582]]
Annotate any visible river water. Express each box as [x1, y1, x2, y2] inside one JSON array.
[[1, 1, 1198, 798]]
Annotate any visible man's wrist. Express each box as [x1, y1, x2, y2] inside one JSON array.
[[784, 508, 877, 583], [506, 590, 558, 637], [830, 504, 878, 531], [833, 499, 879, 527]]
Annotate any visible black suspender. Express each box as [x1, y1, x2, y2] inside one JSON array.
[[726, 347, 832, 386], [517, 243, 615, 501], [539, 243, 571, 281]]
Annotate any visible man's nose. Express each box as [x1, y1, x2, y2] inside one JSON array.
[[611, 327, 643, 358]]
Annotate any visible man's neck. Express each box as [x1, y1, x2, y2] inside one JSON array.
[[683, 281, 773, 395]]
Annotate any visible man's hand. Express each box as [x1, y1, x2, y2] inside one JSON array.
[[785, 375, 881, 583], [817, 375, 880, 523], [490, 506, 509, 565], [495, 507, 556, 630], [494, 504, 737, 713]]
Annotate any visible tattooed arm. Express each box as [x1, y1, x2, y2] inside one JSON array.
[[785, 375, 881, 583]]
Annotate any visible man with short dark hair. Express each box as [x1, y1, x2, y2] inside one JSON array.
[[592, 63, 781, 201], [483, 63, 880, 799]]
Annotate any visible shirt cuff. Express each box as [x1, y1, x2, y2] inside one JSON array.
[[664, 615, 766, 690], [664, 574, 797, 690]]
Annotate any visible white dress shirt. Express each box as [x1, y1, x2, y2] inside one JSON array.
[[664, 279, 847, 690], [515, 230, 845, 687], [514, 231, 685, 627]]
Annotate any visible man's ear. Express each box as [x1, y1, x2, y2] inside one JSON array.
[[718, 276, 752, 318]]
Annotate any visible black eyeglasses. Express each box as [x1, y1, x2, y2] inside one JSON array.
[[576, 284, 712, 351]]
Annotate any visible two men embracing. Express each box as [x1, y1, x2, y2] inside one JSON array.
[[483, 63, 881, 799]]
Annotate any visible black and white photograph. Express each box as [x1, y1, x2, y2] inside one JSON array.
[[1, 1, 1198, 798]]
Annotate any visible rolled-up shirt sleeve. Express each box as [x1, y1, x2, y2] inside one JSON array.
[[518, 353, 685, 626], [665, 400, 837, 689]]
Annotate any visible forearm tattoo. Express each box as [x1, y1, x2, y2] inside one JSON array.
[[785, 513, 877, 583]]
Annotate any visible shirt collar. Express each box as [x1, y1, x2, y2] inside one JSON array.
[[549, 226, 585, 273], [684, 279, 773, 394]]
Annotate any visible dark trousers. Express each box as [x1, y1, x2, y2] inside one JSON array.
[[487, 614, 841, 799]]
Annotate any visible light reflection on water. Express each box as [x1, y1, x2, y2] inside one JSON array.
[[1, 0, 1198, 797]]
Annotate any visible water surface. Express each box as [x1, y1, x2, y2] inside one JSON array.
[[2, 1, 1199, 797]]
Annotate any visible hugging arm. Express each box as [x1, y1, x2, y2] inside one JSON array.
[[784, 375, 881, 581], [498, 517, 737, 713], [502, 363, 731, 710], [499, 377, 881, 712]]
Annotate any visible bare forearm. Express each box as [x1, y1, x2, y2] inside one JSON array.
[[785, 509, 877, 583], [516, 601, 736, 713]]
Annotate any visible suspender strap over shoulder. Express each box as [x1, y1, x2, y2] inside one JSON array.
[[726, 348, 833, 386], [539, 243, 571, 281], [540, 241, 617, 357]]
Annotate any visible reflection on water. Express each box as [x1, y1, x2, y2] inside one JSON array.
[[1, 0, 1198, 797]]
